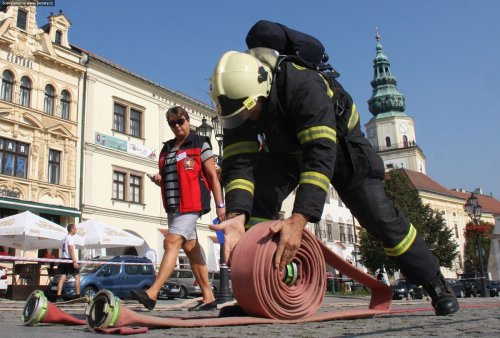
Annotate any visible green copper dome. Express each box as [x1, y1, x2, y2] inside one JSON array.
[[367, 31, 406, 117]]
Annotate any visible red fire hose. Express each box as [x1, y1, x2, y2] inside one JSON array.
[[85, 221, 393, 331]]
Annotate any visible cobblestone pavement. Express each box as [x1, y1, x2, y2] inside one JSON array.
[[1, 295, 499, 337]]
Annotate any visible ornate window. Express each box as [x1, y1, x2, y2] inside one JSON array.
[[16, 9, 27, 30], [44, 84, 55, 115], [60, 90, 70, 119], [48, 149, 61, 184], [20, 76, 31, 107], [55, 30, 63, 45], [0, 137, 29, 178], [1, 70, 13, 102]]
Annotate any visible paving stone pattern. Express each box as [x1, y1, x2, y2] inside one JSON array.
[[0, 295, 499, 337]]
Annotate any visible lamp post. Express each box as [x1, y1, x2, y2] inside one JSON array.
[[464, 192, 488, 297], [210, 116, 232, 303], [211, 116, 223, 165], [195, 117, 213, 139]]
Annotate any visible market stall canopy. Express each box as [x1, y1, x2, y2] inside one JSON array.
[[75, 220, 144, 249], [0, 211, 76, 250]]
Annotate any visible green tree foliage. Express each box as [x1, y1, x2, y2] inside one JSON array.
[[358, 169, 458, 274]]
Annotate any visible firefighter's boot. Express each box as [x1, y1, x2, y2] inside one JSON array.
[[423, 272, 459, 316]]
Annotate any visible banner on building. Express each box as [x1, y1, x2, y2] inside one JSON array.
[[95, 132, 156, 159]]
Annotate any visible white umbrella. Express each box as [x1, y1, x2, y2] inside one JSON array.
[[0, 211, 72, 250], [75, 220, 144, 249]]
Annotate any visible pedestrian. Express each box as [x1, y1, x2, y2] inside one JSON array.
[[55, 224, 80, 302], [131, 106, 225, 311], [208, 21, 458, 316]]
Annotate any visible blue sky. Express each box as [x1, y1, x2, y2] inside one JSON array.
[[37, 0, 500, 199]]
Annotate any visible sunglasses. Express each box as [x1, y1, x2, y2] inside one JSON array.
[[167, 118, 186, 127]]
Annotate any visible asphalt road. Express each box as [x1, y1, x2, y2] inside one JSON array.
[[1, 294, 499, 337]]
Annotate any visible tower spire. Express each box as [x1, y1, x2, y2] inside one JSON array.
[[367, 29, 406, 117]]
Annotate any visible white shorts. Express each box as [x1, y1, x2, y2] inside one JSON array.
[[167, 211, 201, 241]]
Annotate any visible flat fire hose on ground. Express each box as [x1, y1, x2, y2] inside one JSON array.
[[85, 221, 393, 332]]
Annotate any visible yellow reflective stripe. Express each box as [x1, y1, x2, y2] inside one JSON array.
[[297, 126, 337, 145], [319, 74, 334, 97], [299, 171, 330, 192], [223, 141, 260, 160], [347, 104, 359, 131], [245, 216, 271, 229], [292, 63, 307, 70], [225, 179, 254, 195], [384, 224, 417, 257]]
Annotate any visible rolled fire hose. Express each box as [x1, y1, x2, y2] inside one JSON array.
[[231, 220, 325, 319], [86, 221, 393, 330]]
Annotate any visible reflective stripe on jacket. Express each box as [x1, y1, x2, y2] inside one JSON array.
[[221, 61, 359, 222]]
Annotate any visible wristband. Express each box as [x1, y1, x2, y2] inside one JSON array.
[[216, 203, 225, 208]]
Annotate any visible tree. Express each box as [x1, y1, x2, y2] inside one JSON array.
[[358, 169, 458, 274]]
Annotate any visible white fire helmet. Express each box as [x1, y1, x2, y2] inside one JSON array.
[[210, 51, 272, 129]]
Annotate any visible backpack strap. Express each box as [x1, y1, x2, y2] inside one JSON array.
[[272, 59, 357, 173], [323, 72, 357, 174]]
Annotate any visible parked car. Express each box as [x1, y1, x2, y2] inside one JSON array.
[[445, 278, 466, 298], [391, 279, 424, 300], [458, 272, 490, 297], [490, 280, 499, 297], [47, 255, 156, 300], [209, 270, 233, 297], [0, 265, 7, 297], [168, 269, 204, 298], [158, 281, 182, 300]]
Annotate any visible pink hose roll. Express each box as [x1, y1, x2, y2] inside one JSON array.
[[231, 221, 326, 320]]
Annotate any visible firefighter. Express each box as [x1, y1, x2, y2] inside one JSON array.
[[209, 49, 458, 316]]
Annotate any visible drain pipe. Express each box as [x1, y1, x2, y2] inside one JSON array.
[[78, 53, 89, 223]]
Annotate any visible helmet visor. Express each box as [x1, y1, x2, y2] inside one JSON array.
[[217, 95, 259, 129]]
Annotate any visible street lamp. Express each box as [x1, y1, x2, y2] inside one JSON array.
[[464, 192, 488, 297], [211, 116, 223, 165], [210, 116, 232, 303], [195, 117, 213, 139]]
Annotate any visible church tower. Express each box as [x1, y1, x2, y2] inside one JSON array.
[[364, 31, 426, 173]]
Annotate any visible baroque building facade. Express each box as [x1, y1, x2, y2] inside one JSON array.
[[74, 45, 221, 268], [0, 5, 84, 258], [1, 5, 497, 286], [364, 32, 500, 279]]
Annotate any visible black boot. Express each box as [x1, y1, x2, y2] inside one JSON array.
[[423, 272, 459, 316]]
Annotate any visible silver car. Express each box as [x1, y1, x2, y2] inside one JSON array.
[[168, 269, 203, 298], [209, 270, 233, 297], [168, 269, 233, 298]]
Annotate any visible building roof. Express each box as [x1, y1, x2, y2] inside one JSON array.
[[70, 44, 213, 111], [393, 169, 500, 216], [448, 189, 500, 215], [400, 169, 458, 198]]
